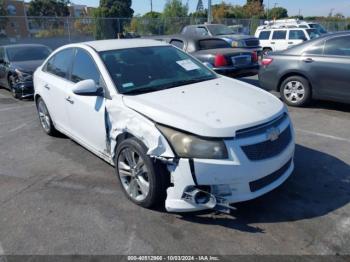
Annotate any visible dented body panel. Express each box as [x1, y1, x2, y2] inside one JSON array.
[[34, 39, 295, 213]]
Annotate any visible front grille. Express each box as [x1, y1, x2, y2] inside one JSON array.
[[245, 38, 260, 47], [249, 159, 292, 192], [241, 126, 292, 161], [236, 113, 288, 139]]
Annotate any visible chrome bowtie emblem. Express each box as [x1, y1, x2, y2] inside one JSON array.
[[266, 127, 280, 141]]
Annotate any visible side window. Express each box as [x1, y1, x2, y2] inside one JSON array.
[[298, 25, 308, 29], [324, 36, 350, 57], [71, 49, 101, 84], [304, 41, 325, 55], [195, 27, 209, 36], [272, 30, 287, 40], [259, 31, 271, 40], [289, 30, 306, 40], [45, 48, 73, 79], [170, 39, 184, 49]]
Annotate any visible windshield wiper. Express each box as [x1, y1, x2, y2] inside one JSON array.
[[122, 87, 161, 95]]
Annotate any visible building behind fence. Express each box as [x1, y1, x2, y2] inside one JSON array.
[[1, 16, 350, 50]]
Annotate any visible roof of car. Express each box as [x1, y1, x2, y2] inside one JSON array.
[[83, 39, 168, 52]]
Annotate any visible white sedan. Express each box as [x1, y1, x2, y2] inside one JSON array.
[[34, 39, 295, 213]]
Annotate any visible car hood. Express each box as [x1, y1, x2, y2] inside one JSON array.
[[122, 77, 285, 138], [10, 60, 44, 74]]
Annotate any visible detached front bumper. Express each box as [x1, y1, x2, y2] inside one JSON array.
[[165, 114, 295, 213], [13, 81, 34, 98]]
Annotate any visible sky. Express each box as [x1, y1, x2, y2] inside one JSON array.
[[72, 0, 350, 17]]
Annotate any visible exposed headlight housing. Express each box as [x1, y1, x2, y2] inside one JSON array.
[[157, 125, 228, 159], [231, 40, 245, 48], [15, 69, 32, 82]]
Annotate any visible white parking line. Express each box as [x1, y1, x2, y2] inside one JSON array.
[[296, 128, 350, 143], [0, 104, 35, 112], [8, 123, 27, 133]]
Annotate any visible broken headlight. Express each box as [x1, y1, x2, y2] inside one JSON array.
[[157, 125, 228, 159]]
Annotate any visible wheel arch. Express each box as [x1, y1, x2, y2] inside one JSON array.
[[277, 71, 312, 93]]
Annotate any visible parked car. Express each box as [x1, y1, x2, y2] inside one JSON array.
[[181, 24, 262, 55], [256, 19, 328, 35], [165, 35, 259, 77], [34, 39, 295, 213], [259, 32, 350, 107], [0, 44, 51, 99], [256, 28, 320, 55]]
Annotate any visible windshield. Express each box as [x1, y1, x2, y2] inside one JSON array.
[[207, 25, 235, 36], [306, 29, 321, 39], [309, 23, 327, 34], [100, 46, 216, 95], [6, 46, 51, 62]]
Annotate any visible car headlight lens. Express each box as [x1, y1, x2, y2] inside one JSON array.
[[157, 125, 228, 159], [15, 69, 32, 82], [231, 40, 244, 48]]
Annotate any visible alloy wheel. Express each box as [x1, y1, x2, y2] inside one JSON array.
[[117, 147, 150, 202], [37, 100, 51, 133]]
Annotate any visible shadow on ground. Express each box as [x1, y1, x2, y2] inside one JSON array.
[[179, 144, 350, 232]]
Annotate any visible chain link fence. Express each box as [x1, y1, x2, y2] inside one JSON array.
[[0, 16, 349, 49]]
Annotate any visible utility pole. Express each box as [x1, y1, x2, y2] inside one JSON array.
[[208, 0, 212, 24], [150, 0, 153, 12], [266, 0, 270, 20]]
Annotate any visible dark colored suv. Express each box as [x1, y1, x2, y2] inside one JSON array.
[[259, 32, 350, 106]]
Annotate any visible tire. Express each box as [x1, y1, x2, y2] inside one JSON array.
[[263, 48, 272, 56], [8, 76, 20, 99], [114, 137, 168, 209], [36, 97, 59, 136], [280, 76, 312, 107]]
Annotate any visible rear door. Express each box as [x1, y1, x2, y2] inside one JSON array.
[[318, 35, 350, 100], [39, 48, 75, 131], [271, 30, 288, 51], [301, 35, 350, 101]]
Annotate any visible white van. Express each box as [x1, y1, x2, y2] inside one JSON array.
[[255, 28, 320, 54]]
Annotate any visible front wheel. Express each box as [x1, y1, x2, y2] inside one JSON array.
[[8, 76, 20, 99], [280, 76, 312, 107], [114, 138, 168, 209]]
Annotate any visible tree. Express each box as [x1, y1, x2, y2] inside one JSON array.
[[94, 0, 134, 39], [27, 0, 70, 16], [244, 1, 264, 18], [247, 0, 263, 7], [212, 2, 235, 22], [268, 7, 288, 19], [162, 0, 188, 34]]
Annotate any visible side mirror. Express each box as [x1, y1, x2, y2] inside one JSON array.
[[72, 79, 104, 97], [0, 58, 5, 64], [302, 37, 307, 42]]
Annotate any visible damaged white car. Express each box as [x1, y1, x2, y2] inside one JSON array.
[[34, 39, 295, 213]]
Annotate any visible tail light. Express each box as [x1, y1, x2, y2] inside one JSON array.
[[261, 58, 273, 66], [251, 51, 259, 63], [214, 54, 228, 67]]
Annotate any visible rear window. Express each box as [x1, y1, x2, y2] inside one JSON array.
[[6, 46, 51, 62], [198, 39, 230, 50], [272, 30, 287, 40], [259, 31, 271, 40], [170, 39, 184, 49]]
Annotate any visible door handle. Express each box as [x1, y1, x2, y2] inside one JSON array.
[[288, 42, 293, 44], [303, 58, 314, 63], [271, 42, 275, 44], [44, 84, 50, 90], [65, 96, 74, 104]]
